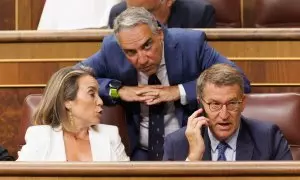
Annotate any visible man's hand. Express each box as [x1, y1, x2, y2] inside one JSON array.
[[118, 86, 158, 102], [136, 85, 180, 105], [185, 109, 209, 161]]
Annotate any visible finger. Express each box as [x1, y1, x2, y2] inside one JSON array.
[[145, 97, 162, 105], [148, 85, 164, 89], [140, 91, 159, 97], [189, 116, 206, 129], [195, 119, 207, 130], [138, 95, 156, 102], [187, 109, 204, 126]]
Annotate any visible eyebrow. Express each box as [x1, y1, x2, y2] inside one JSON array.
[[87, 86, 98, 92], [123, 37, 152, 52]]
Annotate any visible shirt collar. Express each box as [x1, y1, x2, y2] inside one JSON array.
[[208, 125, 240, 153]]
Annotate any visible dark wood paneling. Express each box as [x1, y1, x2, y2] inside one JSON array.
[[0, 62, 76, 84], [0, 0, 15, 30], [0, 88, 43, 158], [17, 0, 46, 30], [234, 60, 300, 83]]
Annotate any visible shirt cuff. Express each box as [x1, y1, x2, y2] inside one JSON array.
[[178, 84, 188, 105], [185, 157, 190, 161]]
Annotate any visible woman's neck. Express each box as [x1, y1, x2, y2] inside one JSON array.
[[65, 127, 89, 140]]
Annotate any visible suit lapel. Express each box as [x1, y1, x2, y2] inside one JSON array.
[[236, 118, 254, 160], [51, 128, 66, 161], [164, 29, 184, 125], [202, 127, 212, 161], [89, 126, 111, 161], [164, 29, 183, 86]]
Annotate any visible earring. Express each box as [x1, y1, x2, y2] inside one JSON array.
[[68, 110, 75, 128]]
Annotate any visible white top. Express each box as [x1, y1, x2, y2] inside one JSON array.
[[38, 0, 122, 30], [17, 124, 129, 161]]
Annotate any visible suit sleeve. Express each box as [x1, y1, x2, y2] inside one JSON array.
[[271, 125, 293, 160], [181, 32, 251, 103], [0, 146, 14, 161], [79, 41, 121, 105], [109, 126, 130, 161], [17, 126, 49, 161]]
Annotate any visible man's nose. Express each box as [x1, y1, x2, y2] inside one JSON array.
[[219, 105, 229, 119], [96, 95, 103, 106], [137, 51, 148, 65]]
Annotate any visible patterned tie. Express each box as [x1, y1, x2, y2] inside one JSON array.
[[217, 141, 228, 161], [148, 74, 165, 160]]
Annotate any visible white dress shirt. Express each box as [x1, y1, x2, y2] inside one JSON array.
[[138, 45, 187, 149]]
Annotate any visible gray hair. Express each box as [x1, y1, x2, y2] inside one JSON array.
[[113, 7, 160, 37], [197, 64, 244, 98]]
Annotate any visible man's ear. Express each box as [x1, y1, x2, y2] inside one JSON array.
[[240, 94, 246, 112]]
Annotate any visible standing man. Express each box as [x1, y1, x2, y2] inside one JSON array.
[[108, 0, 216, 28], [163, 64, 292, 161], [81, 7, 250, 160]]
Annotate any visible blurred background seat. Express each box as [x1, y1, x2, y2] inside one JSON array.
[[242, 93, 300, 160], [255, 0, 300, 27]]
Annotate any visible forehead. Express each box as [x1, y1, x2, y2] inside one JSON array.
[[77, 75, 98, 89], [117, 24, 153, 50], [203, 83, 242, 101]]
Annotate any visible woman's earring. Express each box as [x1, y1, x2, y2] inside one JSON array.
[[68, 110, 75, 128]]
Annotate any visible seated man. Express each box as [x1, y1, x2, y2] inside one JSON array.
[[0, 145, 14, 161], [108, 0, 216, 28], [163, 64, 293, 161]]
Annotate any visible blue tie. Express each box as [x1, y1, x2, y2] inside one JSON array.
[[148, 74, 165, 160], [217, 141, 228, 161]]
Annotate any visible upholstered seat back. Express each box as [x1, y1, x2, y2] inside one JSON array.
[[242, 93, 300, 160]]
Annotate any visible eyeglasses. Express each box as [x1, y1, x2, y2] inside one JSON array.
[[201, 97, 243, 112]]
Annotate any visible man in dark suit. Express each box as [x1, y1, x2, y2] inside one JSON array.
[[163, 64, 293, 161], [0, 145, 14, 161], [81, 7, 250, 160], [108, 0, 216, 28]]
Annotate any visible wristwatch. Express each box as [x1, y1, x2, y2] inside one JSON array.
[[109, 80, 122, 99]]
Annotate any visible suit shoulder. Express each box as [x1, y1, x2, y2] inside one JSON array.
[[96, 124, 119, 136], [26, 125, 52, 136], [169, 28, 206, 38], [109, 2, 126, 28], [177, 0, 214, 15], [242, 117, 280, 137], [165, 127, 187, 143], [167, 29, 206, 46], [110, 2, 126, 15]]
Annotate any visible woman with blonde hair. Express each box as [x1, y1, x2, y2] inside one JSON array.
[[17, 66, 129, 161]]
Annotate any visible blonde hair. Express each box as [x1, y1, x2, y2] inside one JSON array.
[[32, 66, 95, 132]]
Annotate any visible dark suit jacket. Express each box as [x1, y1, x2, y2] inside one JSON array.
[[163, 117, 293, 160], [108, 0, 216, 28], [81, 28, 250, 157], [0, 146, 14, 161]]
